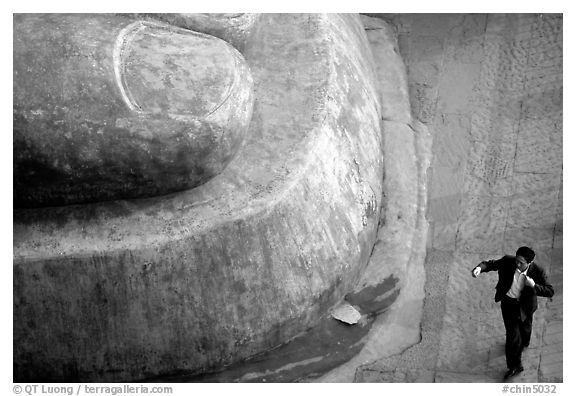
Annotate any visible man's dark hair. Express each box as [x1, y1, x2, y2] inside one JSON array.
[[516, 246, 535, 263]]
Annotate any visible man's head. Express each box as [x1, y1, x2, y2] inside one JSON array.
[[515, 246, 535, 271]]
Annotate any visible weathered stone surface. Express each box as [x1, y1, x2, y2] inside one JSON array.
[[360, 15, 412, 124], [456, 195, 509, 254], [135, 16, 428, 383], [311, 17, 432, 383], [427, 166, 463, 224], [14, 14, 383, 382], [124, 13, 260, 52], [13, 14, 253, 207], [403, 12, 564, 259]]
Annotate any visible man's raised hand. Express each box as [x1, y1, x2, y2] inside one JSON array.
[[472, 266, 481, 278]]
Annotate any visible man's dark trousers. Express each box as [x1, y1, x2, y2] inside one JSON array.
[[501, 295, 533, 370]]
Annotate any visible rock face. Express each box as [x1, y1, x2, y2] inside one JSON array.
[[13, 14, 254, 208], [13, 14, 384, 382]]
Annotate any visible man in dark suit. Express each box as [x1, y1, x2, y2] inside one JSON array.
[[471, 246, 554, 380]]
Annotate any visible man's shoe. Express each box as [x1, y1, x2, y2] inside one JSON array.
[[504, 366, 524, 380]]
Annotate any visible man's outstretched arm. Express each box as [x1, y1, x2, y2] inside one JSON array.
[[471, 259, 500, 277]]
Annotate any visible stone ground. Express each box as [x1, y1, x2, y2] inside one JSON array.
[[351, 13, 563, 383]]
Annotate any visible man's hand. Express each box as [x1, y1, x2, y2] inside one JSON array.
[[524, 275, 535, 288], [472, 267, 481, 278]]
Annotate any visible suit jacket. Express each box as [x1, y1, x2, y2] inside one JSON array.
[[476, 255, 554, 315]]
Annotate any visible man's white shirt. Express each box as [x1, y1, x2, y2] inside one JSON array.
[[506, 265, 530, 299]]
